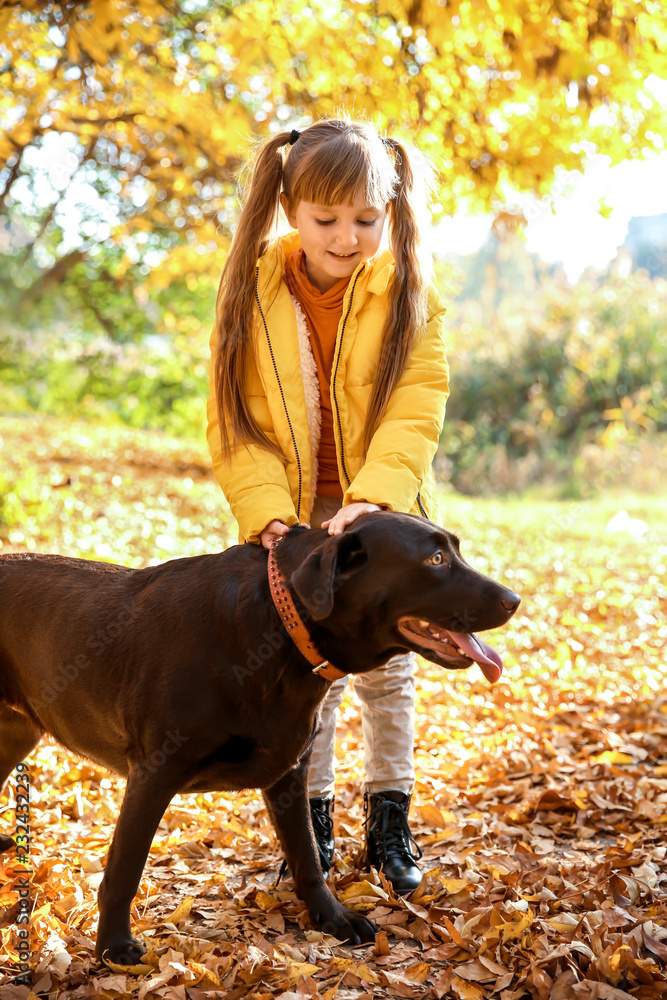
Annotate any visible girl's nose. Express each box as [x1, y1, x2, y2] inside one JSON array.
[[334, 224, 358, 248]]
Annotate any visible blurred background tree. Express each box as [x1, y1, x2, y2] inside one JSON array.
[[1, 0, 666, 494]]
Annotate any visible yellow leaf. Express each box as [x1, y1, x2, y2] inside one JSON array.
[[337, 879, 389, 903], [439, 877, 470, 894], [164, 895, 194, 924], [484, 908, 534, 942], [354, 963, 381, 984], [254, 890, 277, 910], [483, 864, 512, 880], [330, 958, 356, 973], [330, 957, 380, 983], [504, 909, 534, 942], [405, 962, 430, 984], [104, 959, 155, 975], [188, 961, 222, 988], [419, 803, 447, 827], [221, 819, 260, 842], [28, 903, 51, 921], [591, 750, 635, 765], [321, 974, 345, 1000], [288, 960, 320, 979], [452, 975, 486, 999]]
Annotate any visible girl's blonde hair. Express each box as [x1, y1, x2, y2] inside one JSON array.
[[214, 116, 431, 459]]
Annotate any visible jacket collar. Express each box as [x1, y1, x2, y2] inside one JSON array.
[[257, 231, 395, 299]]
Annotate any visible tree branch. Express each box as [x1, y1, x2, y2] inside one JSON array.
[[0, 140, 28, 212], [18, 248, 87, 308]]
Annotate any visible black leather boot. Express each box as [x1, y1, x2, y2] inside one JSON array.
[[364, 790, 423, 895], [309, 796, 335, 878]]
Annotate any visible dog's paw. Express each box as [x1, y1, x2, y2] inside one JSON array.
[[310, 898, 377, 945], [98, 936, 147, 967]]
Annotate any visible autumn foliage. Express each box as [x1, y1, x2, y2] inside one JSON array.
[[1, 0, 667, 296]]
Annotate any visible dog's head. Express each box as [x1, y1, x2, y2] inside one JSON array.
[[288, 512, 520, 683]]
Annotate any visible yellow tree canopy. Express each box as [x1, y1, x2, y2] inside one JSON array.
[[1, 0, 666, 286]]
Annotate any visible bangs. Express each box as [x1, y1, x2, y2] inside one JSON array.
[[289, 133, 397, 209]]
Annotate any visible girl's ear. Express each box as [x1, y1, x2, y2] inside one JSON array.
[[280, 192, 297, 229]]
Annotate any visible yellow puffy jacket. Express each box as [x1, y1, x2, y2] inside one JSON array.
[[207, 231, 449, 543]]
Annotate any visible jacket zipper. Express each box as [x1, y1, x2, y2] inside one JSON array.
[[254, 269, 303, 520], [331, 268, 364, 488], [332, 269, 430, 519]]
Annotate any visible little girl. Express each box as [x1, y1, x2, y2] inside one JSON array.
[[207, 117, 449, 895]]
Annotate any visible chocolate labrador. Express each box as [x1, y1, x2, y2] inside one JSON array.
[[0, 513, 519, 966]]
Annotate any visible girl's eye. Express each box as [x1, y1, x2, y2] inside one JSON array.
[[315, 219, 377, 227]]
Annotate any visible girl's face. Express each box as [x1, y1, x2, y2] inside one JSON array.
[[281, 190, 387, 293]]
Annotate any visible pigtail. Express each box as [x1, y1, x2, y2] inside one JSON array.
[[213, 116, 432, 463], [362, 136, 430, 453], [214, 131, 293, 459]]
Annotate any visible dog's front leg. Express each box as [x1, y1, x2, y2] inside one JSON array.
[[263, 762, 376, 945], [0, 705, 43, 852], [96, 761, 183, 966]]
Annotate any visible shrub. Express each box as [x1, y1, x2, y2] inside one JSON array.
[[441, 269, 667, 492]]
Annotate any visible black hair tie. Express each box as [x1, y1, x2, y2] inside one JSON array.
[[289, 129, 300, 146]]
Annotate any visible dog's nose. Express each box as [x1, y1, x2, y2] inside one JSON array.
[[500, 590, 521, 613]]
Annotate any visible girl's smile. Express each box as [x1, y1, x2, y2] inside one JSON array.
[[281, 191, 387, 292]]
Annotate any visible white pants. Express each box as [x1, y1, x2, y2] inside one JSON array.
[[307, 497, 416, 798]]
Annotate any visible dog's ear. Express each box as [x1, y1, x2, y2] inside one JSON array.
[[290, 531, 368, 620]]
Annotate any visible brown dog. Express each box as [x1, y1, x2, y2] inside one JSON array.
[[0, 513, 519, 965]]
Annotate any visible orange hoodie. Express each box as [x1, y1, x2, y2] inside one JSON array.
[[283, 247, 349, 498]]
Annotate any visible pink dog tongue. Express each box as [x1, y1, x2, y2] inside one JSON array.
[[447, 631, 504, 684]]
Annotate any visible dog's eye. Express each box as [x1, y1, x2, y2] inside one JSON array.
[[427, 551, 445, 566]]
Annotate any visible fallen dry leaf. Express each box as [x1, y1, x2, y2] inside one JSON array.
[[1, 416, 666, 999]]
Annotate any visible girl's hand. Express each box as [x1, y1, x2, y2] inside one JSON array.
[[260, 520, 289, 549], [322, 502, 381, 535]]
